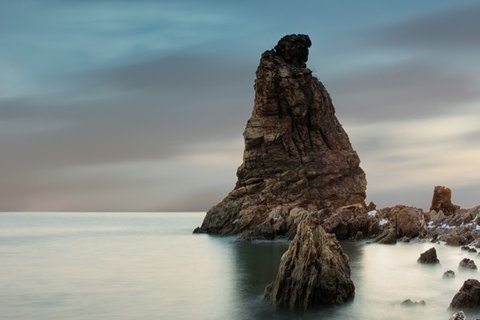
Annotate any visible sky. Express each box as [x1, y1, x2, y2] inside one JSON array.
[[1, 0, 479, 212]]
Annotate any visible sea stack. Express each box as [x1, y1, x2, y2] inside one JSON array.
[[265, 212, 355, 309], [194, 34, 366, 238]]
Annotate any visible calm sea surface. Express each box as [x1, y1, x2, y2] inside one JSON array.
[[0, 212, 478, 319]]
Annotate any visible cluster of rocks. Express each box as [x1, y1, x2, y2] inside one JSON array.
[[415, 247, 480, 315], [367, 186, 480, 246], [193, 34, 480, 311]]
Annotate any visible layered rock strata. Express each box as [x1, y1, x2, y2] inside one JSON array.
[[264, 212, 355, 309], [195, 34, 366, 237]]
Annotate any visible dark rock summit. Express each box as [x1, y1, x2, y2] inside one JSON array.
[[195, 34, 366, 237], [264, 213, 355, 309]]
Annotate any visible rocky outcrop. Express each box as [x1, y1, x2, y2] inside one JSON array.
[[321, 204, 380, 240], [450, 279, 480, 310], [194, 34, 366, 237], [379, 205, 427, 239], [430, 185, 460, 216], [417, 247, 439, 264], [264, 213, 355, 309]]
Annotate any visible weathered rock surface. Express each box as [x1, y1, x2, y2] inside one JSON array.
[[450, 279, 480, 310], [194, 34, 366, 237], [264, 213, 355, 309], [430, 185, 460, 216], [459, 258, 477, 270], [417, 247, 440, 264]]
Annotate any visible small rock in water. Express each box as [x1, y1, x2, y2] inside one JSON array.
[[450, 279, 480, 310], [459, 258, 477, 270], [400, 299, 426, 307], [449, 311, 466, 320], [417, 247, 440, 264], [443, 270, 456, 279]]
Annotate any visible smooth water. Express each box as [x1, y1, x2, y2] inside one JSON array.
[[0, 212, 478, 320]]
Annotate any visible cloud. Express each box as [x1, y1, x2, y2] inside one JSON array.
[[372, 4, 480, 51], [346, 113, 480, 209], [0, 51, 254, 211], [327, 59, 480, 122]]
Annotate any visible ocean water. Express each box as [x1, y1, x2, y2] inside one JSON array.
[[0, 212, 478, 320]]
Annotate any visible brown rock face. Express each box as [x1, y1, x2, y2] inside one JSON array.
[[264, 213, 355, 309], [195, 34, 366, 236], [450, 279, 480, 310], [430, 186, 460, 216]]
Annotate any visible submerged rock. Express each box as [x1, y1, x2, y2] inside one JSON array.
[[461, 246, 478, 253], [459, 258, 477, 270], [264, 213, 355, 309], [443, 270, 456, 279], [450, 279, 480, 310], [418, 247, 440, 264], [400, 299, 426, 306], [195, 34, 366, 237]]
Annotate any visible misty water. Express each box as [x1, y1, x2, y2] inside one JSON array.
[[0, 212, 478, 320]]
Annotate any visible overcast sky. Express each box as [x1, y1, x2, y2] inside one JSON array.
[[1, 0, 479, 211]]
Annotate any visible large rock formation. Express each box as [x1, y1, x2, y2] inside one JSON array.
[[264, 213, 355, 309], [195, 34, 366, 237]]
